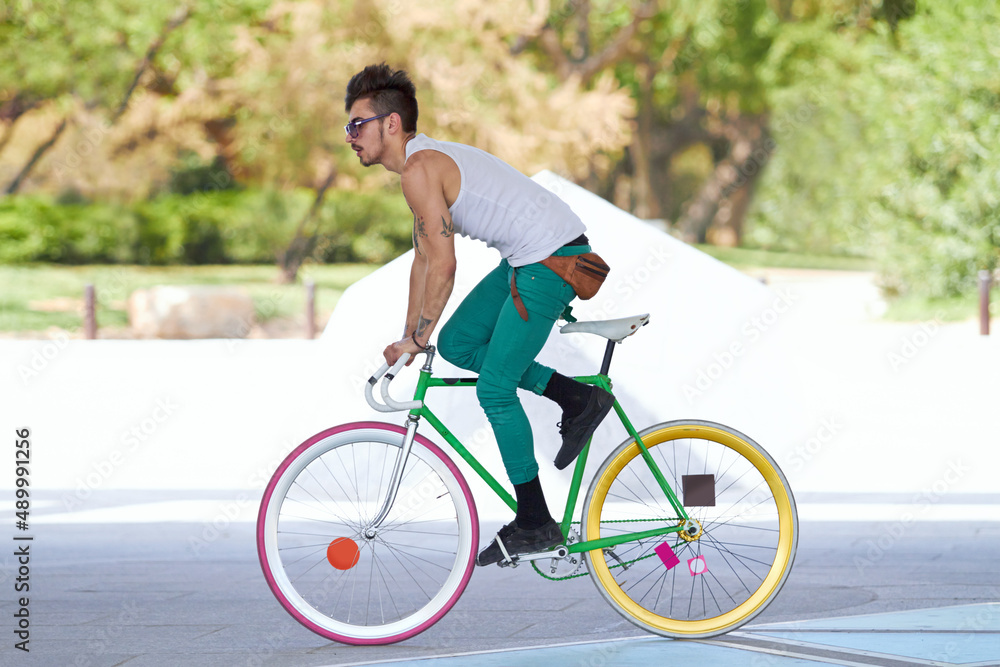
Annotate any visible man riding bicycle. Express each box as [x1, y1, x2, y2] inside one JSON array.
[[345, 63, 613, 566]]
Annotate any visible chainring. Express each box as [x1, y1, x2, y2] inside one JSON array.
[[531, 526, 584, 579]]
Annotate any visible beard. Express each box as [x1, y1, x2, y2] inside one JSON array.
[[358, 124, 385, 167]]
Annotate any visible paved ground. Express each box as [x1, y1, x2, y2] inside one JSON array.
[[1, 490, 998, 666]]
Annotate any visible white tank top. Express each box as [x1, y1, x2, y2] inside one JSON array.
[[404, 134, 586, 267]]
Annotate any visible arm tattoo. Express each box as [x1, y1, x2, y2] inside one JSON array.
[[410, 208, 424, 255], [415, 316, 433, 339], [441, 215, 454, 238]]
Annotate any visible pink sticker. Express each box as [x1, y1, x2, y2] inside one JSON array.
[[688, 555, 708, 576], [654, 542, 680, 570]]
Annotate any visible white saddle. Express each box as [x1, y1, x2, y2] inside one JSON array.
[[559, 314, 650, 342]]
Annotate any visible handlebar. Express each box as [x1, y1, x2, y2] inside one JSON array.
[[364, 353, 424, 413]]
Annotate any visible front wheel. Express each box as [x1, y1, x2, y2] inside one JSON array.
[[582, 420, 797, 638], [257, 422, 478, 644]]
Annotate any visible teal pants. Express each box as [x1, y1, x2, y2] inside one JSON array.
[[437, 257, 578, 484]]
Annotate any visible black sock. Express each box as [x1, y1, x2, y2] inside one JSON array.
[[542, 372, 590, 419], [513, 475, 552, 530]]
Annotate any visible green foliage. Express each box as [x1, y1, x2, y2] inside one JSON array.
[[312, 188, 413, 264], [744, 0, 1000, 298], [0, 197, 138, 263], [167, 153, 240, 195], [0, 189, 412, 266], [0, 0, 268, 107]]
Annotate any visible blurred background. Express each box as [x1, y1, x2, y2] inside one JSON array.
[[1, 0, 997, 337]]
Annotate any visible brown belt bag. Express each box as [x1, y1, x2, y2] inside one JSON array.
[[510, 252, 610, 320]]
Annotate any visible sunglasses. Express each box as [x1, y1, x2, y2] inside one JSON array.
[[345, 113, 390, 139]]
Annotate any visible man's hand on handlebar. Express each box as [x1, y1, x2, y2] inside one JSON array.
[[383, 336, 424, 367]]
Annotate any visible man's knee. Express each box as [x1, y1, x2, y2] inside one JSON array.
[[476, 375, 517, 411], [436, 320, 461, 364]]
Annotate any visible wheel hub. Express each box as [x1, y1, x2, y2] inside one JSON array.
[[677, 518, 703, 542]]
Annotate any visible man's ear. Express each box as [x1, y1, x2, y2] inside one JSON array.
[[388, 112, 402, 135]]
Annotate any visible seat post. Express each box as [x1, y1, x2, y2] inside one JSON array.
[[599, 339, 616, 375]]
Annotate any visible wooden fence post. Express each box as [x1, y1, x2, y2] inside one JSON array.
[[305, 280, 316, 339], [84, 284, 97, 340]]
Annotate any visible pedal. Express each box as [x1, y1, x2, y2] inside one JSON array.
[[508, 545, 569, 564], [497, 556, 518, 568], [496, 545, 569, 568]]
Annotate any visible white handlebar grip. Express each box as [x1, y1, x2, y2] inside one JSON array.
[[387, 353, 410, 379], [381, 353, 422, 411], [364, 362, 396, 412]]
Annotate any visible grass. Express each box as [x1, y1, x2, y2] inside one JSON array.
[[694, 245, 876, 271], [0, 263, 379, 333], [881, 292, 994, 322]]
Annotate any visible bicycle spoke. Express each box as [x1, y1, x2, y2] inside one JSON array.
[[585, 422, 796, 637], [261, 426, 476, 642]]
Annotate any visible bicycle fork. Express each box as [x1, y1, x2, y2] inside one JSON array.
[[363, 416, 419, 539]]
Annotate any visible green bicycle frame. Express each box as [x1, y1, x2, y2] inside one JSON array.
[[405, 366, 691, 555]]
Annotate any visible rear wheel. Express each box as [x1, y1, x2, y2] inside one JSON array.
[[583, 420, 797, 638], [257, 422, 478, 644]]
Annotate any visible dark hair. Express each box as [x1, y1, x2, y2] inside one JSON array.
[[345, 63, 418, 133]]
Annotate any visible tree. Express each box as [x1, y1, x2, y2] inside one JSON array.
[[744, 0, 1000, 298], [514, 0, 782, 245], [219, 0, 637, 280], [0, 0, 268, 197]]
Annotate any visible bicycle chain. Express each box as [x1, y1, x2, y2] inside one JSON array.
[[530, 518, 679, 581]]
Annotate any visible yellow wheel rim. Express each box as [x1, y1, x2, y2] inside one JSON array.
[[586, 423, 796, 636]]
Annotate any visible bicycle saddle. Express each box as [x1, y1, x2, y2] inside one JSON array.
[[559, 313, 649, 342]]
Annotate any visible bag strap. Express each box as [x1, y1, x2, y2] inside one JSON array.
[[510, 269, 529, 321]]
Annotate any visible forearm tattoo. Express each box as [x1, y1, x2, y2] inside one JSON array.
[[415, 316, 433, 339]]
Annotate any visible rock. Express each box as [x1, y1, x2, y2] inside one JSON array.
[[128, 286, 256, 339]]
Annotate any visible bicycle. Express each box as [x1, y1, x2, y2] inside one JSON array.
[[257, 313, 798, 645]]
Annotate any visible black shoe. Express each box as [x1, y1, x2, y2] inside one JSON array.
[[476, 519, 564, 567], [553, 386, 614, 470]]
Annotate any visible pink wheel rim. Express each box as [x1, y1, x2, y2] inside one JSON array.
[[256, 422, 478, 644]]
